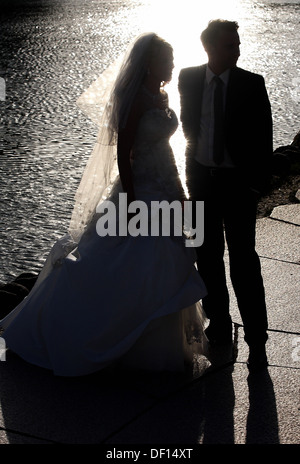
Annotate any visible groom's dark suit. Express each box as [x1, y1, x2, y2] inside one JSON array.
[[179, 64, 273, 347]]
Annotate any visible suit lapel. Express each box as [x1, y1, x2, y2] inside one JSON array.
[[225, 67, 243, 114], [192, 65, 206, 133], [196, 65, 206, 112]]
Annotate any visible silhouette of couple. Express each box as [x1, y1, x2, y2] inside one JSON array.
[[1, 20, 272, 376]]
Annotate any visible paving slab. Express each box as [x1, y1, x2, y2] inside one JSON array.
[[236, 327, 300, 369], [121, 356, 210, 400], [270, 204, 300, 225], [261, 259, 300, 332], [254, 217, 300, 264], [224, 213, 300, 335], [104, 363, 299, 445], [0, 205, 299, 445], [227, 258, 300, 333], [0, 351, 157, 444], [0, 429, 50, 444]]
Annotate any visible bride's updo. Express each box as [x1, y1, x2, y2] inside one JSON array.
[[106, 33, 172, 141], [146, 35, 173, 85]]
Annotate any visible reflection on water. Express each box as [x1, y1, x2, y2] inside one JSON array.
[[0, 0, 299, 283]]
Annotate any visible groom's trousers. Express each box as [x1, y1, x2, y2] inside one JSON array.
[[188, 159, 268, 347]]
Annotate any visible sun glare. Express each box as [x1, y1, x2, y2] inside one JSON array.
[[138, 0, 243, 65], [135, 0, 245, 110], [134, 0, 246, 176], [79, 0, 247, 180]]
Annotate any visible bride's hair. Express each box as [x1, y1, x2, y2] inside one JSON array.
[[106, 33, 173, 142]]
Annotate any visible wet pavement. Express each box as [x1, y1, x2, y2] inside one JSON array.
[[0, 201, 299, 446]]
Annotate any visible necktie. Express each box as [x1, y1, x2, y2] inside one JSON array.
[[213, 76, 225, 165]]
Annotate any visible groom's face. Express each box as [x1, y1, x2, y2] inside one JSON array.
[[208, 30, 240, 71]]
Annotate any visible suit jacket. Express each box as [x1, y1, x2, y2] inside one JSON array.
[[178, 64, 273, 194]]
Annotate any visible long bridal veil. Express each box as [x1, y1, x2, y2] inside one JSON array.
[[68, 58, 120, 243]]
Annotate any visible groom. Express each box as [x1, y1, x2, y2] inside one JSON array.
[[178, 20, 273, 371]]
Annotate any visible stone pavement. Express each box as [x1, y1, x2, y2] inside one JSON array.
[[0, 203, 299, 446]]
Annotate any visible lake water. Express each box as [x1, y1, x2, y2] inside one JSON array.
[[0, 0, 299, 283]]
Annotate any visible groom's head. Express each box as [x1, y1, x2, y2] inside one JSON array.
[[201, 19, 240, 74]]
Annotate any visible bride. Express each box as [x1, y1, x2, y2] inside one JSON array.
[[0, 33, 208, 376]]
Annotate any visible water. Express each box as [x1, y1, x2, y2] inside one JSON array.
[[0, 0, 299, 283]]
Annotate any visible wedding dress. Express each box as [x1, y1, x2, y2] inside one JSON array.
[[0, 106, 208, 377]]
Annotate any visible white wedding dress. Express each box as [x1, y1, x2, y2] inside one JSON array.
[[1, 107, 208, 376]]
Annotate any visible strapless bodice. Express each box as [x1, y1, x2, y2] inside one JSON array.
[[131, 108, 181, 199]]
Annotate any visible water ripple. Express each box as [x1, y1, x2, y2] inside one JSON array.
[[0, 0, 299, 283]]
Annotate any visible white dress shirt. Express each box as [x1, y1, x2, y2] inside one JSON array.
[[195, 66, 235, 168]]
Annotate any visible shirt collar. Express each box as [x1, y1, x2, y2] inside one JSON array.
[[206, 65, 230, 86]]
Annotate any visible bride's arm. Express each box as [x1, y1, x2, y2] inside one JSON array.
[[117, 99, 142, 205]]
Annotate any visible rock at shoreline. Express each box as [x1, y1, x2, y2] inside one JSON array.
[[14, 272, 38, 292], [271, 129, 300, 177], [291, 130, 300, 149], [0, 272, 38, 319]]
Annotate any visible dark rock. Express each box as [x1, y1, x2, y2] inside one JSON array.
[[274, 145, 293, 154], [15, 272, 38, 280], [0, 273, 39, 319], [0, 281, 30, 318], [271, 152, 291, 176], [0, 290, 22, 318], [291, 130, 300, 149], [15, 272, 38, 291], [1, 282, 29, 298], [272, 134, 300, 177]]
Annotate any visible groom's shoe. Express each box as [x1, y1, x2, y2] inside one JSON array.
[[247, 345, 268, 373], [205, 319, 233, 346]]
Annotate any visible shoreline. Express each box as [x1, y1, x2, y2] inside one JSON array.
[[257, 132, 300, 218], [1, 134, 299, 318]]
